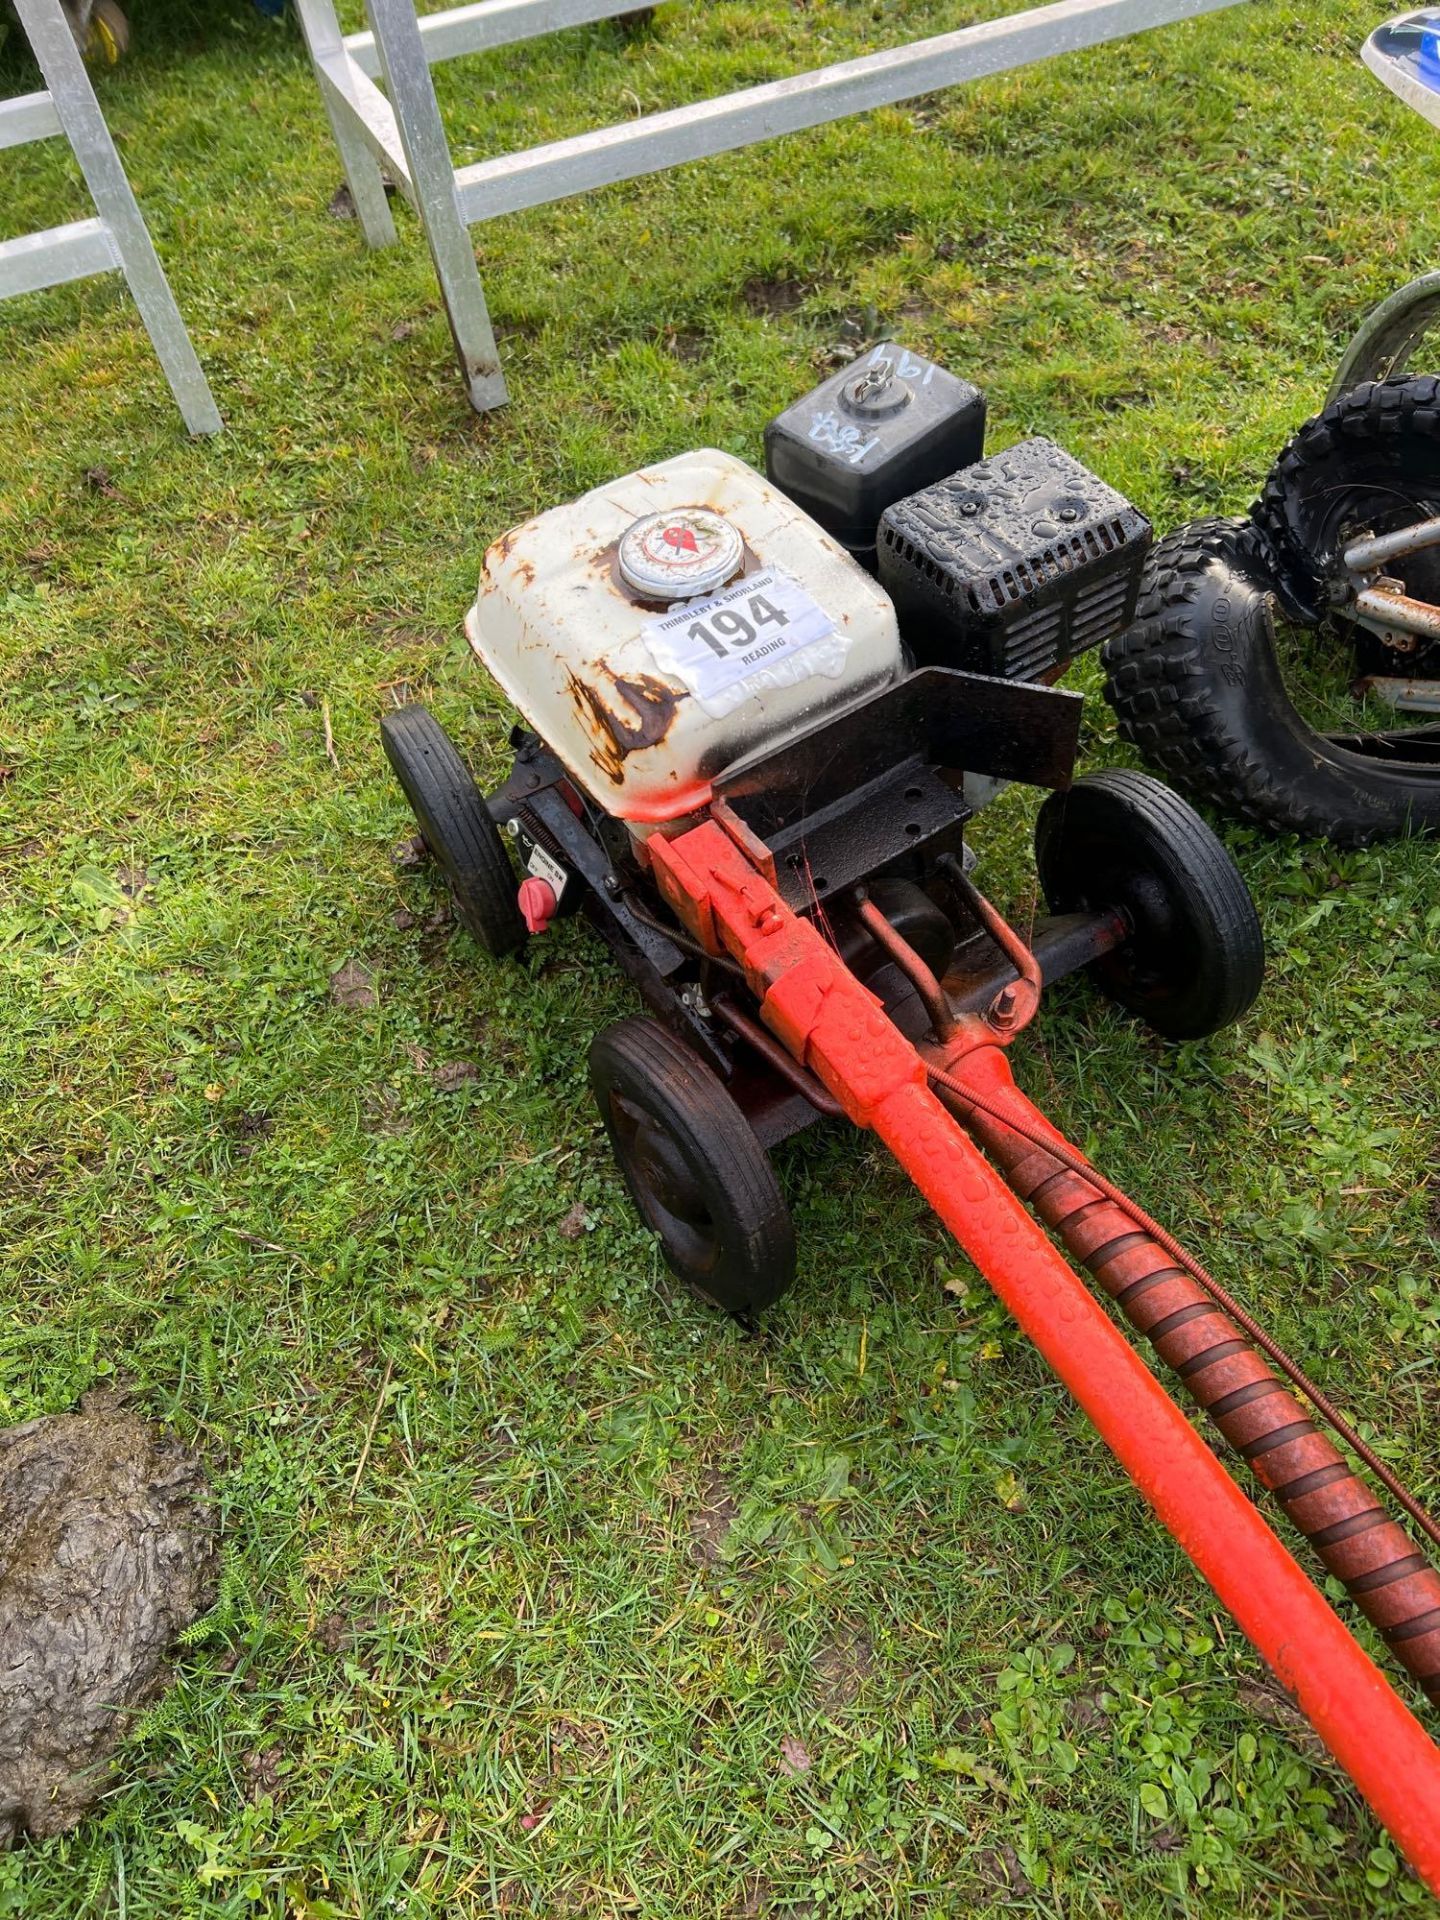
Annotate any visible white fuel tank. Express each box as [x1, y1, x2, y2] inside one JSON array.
[[465, 449, 903, 825]]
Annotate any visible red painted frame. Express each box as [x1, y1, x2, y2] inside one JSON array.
[[648, 818, 1440, 1895]]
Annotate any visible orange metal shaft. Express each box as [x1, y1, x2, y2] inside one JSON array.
[[647, 821, 1440, 1895]]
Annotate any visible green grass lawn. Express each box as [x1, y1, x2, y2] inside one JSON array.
[[3, 1, 1440, 1912]]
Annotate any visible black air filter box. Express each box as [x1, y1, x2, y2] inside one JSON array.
[[877, 438, 1151, 680], [764, 344, 986, 570]]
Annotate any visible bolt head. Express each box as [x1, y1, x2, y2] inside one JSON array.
[[989, 985, 1020, 1031]]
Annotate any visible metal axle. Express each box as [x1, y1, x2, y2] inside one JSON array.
[[1341, 514, 1440, 652], [1352, 584, 1440, 648], [1344, 512, 1440, 575]]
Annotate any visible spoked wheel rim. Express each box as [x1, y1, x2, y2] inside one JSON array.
[[607, 1091, 721, 1284]]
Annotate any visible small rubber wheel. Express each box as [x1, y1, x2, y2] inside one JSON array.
[[380, 705, 525, 957], [589, 1016, 796, 1317], [1035, 770, 1263, 1041]]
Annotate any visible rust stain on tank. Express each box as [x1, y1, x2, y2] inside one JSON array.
[[487, 527, 520, 567], [566, 668, 685, 786]]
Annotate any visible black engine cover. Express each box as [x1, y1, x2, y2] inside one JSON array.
[[878, 437, 1152, 680], [764, 344, 986, 570]]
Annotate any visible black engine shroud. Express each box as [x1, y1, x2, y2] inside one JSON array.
[[764, 345, 1152, 683]]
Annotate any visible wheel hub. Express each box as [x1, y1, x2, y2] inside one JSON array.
[[609, 1093, 718, 1274]]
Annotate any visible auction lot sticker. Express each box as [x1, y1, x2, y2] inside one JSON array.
[[642, 567, 847, 717]]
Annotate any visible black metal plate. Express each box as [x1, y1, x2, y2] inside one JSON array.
[[713, 666, 1081, 840], [767, 761, 966, 910]]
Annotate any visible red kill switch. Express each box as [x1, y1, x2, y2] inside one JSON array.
[[517, 876, 558, 935]]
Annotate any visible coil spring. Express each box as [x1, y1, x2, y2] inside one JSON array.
[[959, 1096, 1440, 1706]]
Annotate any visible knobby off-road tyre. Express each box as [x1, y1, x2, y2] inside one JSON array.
[[1328, 275, 1440, 408], [1035, 769, 1264, 1041], [380, 706, 526, 957], [1255, 374, 1440, 627], [1102, 519, 1440, 845], [589, 1016, 796, 1319]]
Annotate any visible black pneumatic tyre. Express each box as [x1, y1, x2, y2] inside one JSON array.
[[1102, 519, 1440, 844], [1255, 374, 1440, 629], [380, 705, 525, 956], [1035, 770, 1263, 1041], [589, 1016, 796, 1318]]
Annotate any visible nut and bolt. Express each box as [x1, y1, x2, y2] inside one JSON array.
[[989, 985, 1019, 1031]]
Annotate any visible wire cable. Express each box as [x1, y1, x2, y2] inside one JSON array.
[[928, 1059, 1440, 1554]]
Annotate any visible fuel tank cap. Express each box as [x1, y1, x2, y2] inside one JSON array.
[[617, 506, 744, 602], [839, 353, 912, 420]]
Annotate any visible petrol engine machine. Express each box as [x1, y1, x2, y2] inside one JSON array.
[[382, 346, 1440, 1891]]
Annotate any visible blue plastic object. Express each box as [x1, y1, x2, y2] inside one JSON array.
[[1364, 10, 1440, 114]]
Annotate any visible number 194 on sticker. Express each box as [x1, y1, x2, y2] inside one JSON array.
[[685, 589, 792, 660], [642, 566, 837, 711]]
